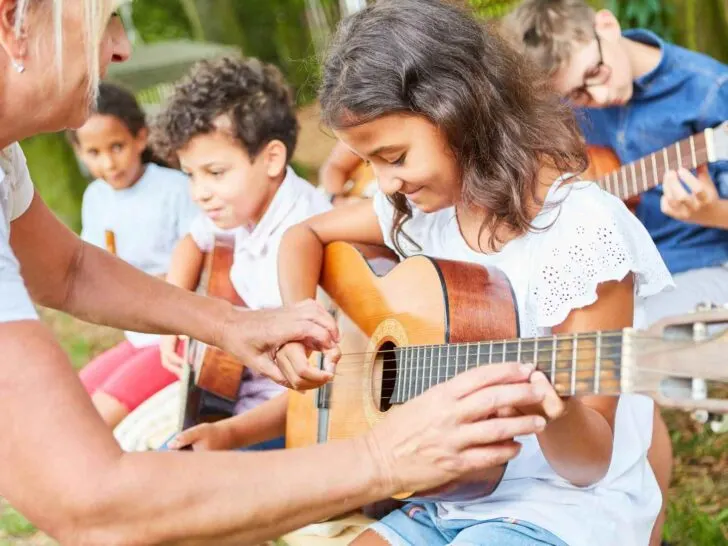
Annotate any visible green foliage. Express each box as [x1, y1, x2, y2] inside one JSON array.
[[131, 0, 193, 42], [0, 507, 35, 537], [468, 0, 520, 19], [19, 134, 87, 232], [606, 0, 675, 40]]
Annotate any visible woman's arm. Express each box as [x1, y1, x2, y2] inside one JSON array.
[[10, 194, 337, 384], [0, 319, 547, 545], [536, 277, 632, 487]]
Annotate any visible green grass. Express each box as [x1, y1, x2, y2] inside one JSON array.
[[1, 311, 726, 545]]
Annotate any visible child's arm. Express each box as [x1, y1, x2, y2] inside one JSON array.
[[168, 393, 289, 451], [319, 142, 366, 204], [533, 277, 632, 487], [276, 200, 385, 389], [160, 235, 205, 373]]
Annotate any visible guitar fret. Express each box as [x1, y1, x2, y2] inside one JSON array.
[[502, 340, 507, 363], [466, 342, 471, 371], [595, 332, 602, 394], [533, 337, 539, 369], [446, 344, 452, 386], [428, 345, 433, 389], [620, 167, 628, 198], [630, 162, 638, 196], [477, 342, 482, 370], [651, 153, 658, 185], [675, 141, 682, 169], [689, 135, 697, 167], [551, 334, 557, 386], [662, 147, 669, 171], [516, 338, 522, 363], [640, 158, 648, 191], [437, 344, 442, 386], [571, 333, 578, 396], [488, 341, 493, 364]]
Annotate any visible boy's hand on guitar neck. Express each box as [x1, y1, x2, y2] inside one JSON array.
[[217, 300, 339, 387], [661, 165, 721, 225], [364, 363, 549, 495]]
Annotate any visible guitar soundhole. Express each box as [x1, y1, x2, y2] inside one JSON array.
[[374, 341, 398, 412]]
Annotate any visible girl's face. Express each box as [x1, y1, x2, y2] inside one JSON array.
[[74, 113, 147, 190], [177, 126, 285, 230], [334, 114, 461, 213]]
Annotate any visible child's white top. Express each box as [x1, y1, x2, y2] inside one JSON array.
[[189, 166, 332, 413], [81, 163, 199, 346], [373, 179, 674, 546], [0, 144, 38, 323]]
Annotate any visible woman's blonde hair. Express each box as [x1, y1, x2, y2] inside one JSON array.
[[15, 0, 114, 92]]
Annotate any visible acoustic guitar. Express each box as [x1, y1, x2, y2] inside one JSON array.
[[178, 236, 246, 431], [286, 242, 728, 501], [584, 121, 728, 206]]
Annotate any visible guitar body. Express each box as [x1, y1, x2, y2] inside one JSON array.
[[585, 145, 641, 212], [286, 242, 517, 500], [179, 236, 246, 431]]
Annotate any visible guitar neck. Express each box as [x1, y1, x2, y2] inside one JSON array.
[[390, 331, 625, 404], [596, 129, 714, 200]]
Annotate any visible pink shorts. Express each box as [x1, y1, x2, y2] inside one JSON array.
[[79, 340, 178, 412]]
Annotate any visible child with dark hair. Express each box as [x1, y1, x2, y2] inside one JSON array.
[[271, 1, 673, 545], [72, 82, 199, 429], [154, 57, 331, 450]]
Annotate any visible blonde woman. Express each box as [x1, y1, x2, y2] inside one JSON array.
[[0, 2, 552, 544]]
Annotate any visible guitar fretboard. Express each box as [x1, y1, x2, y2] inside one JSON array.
[[389, 331, 624, 404], [596, 131, 711, 200]]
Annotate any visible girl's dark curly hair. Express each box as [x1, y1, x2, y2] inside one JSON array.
[[68, 82, 164, 165], [320, 0, 588, 254], [153, 56, 299, 168]]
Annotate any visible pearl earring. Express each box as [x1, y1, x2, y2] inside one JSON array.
[[11, 59, 25, 74]]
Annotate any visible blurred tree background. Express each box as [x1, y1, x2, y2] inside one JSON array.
[[21, 0, 728, 231]]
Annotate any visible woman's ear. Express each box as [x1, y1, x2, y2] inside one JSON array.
[[262, 139, 288, 179], [0, 0, 27, 68], [594, 9, 622, 42]]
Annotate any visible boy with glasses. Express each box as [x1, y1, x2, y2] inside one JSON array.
[[504, 0, 728, 326]]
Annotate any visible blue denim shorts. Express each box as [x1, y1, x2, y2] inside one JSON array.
[[369, 503, 569, 546]]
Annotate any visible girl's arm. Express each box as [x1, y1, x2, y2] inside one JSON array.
[[169, 393, 289, 451], [536, 276, 632, 487], [276, 200, 385, 388]]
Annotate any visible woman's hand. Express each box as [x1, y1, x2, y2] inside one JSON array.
[[160, 335, 185, 377], [364, 363, 548, 495], [217, 300, 339, 388]]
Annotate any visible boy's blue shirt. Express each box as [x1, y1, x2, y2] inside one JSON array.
[[579, 29, 728, 275]]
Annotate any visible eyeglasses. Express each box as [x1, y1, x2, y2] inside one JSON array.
[[567, 33, 612, 105]]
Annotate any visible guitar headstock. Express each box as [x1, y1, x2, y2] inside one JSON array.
[[623, 305, 728, 412], [707, 121, 728, 162]]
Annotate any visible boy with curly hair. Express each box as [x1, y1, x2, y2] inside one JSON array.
[[153, 56, 331, 450]]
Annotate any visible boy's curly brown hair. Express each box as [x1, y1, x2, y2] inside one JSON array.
[[153, 56, 299, 167]]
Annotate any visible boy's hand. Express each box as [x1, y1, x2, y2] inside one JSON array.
[[167, 422, 233, 451], [160, 334, 185, 377], [274, 341, 341, 391], [661, 166, 720, 224]]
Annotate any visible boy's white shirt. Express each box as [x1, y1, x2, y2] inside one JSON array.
[[373, 180, 673, 546], [188, 166, 332, 413]]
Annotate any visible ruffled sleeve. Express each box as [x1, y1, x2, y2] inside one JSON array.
[[531, 182, 674, 329]]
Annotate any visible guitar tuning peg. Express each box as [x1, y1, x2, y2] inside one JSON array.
[[695, 301, 719, 312]]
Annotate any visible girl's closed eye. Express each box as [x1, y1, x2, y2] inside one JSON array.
[[390, 153, 407, 166]]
